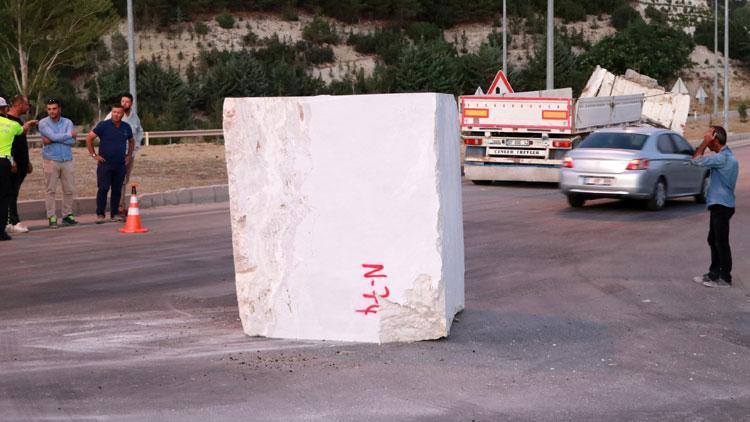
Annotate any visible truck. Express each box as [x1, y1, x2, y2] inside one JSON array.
[[460, 66, 690, 184]]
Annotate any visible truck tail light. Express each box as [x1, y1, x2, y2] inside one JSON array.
[[563, 157, 574, 168], [626, 158, 649, 170], [464, 138, 482, 145], [552, 140, 572, 148]]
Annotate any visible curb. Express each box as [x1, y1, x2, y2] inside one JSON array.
[[18, 184, 229, 220]]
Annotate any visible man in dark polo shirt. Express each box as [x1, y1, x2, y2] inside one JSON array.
[[85, 104, 135, 223], [5, 95, 38, 233]]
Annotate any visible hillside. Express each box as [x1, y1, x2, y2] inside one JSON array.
[[5, 1, 748, 132], [114, 8, 749, 105]]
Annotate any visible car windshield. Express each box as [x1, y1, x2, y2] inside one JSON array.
[[579, 132, 648, 150]]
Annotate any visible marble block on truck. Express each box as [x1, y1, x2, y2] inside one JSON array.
[[223, 93, 464, 343]]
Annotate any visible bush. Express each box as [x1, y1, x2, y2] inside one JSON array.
[[390, 40, 465, 96], [405, 22, 443, 42], [581, 22, 694, 85], [45, 78, 95, 125], [739, 103, 748, 122], [582, 0, 625, 15], [191, 43, 326, 116], [645, 5, 666, 24], [511, 32, 589, 95], [281, 4, 299, 21], [242, 31, 260, 47], [347, 27, 406, 65], [194, 21, 209, 36], [216, 11, 235, 30], [110, 32, 128, 62], [556, 0, 587, 23], [559, 26, 590, 49], [611, 4, 643, 30], [296, 41, 335, 64], [89, 60, 192, 130], [461, 38, 504, 93], [302, 16, 339, 45]]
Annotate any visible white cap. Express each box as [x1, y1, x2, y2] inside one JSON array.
[[0, 97, 7, 107]]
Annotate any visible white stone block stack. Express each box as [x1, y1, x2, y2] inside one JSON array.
[[223, 93, 464, 343]]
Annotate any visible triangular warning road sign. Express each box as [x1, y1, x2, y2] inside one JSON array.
[[487, 70, 514, 95], [671, 77, 689, 95]]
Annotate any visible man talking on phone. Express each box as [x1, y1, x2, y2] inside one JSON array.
[[692, 126, 739, 288]]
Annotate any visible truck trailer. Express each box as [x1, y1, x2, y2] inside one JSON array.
[[460, 67, 690, 184]]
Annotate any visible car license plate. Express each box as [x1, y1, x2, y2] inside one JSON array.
[[505, 139, 531, 147], [489, 148, 545, 157], [582, 177, 614, 186]]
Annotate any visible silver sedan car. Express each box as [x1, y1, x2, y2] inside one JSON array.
[[560, 128, 709, 210]]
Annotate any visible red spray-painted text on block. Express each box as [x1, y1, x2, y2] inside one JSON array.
[[356, 264, 390, 316]]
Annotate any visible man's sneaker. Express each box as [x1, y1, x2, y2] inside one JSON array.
[[62, 214, 78, 226], [12, 223, 29, 233], [0, 231, 11, 241], [110, 215, 125, 223], [693, 273, 717, 284], [703, 279, 732, 288], [48, 216, 58, 229], [95, 215, 106, 224]]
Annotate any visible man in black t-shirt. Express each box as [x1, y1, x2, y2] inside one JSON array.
[[85, 104, 135, 223], [5, 95, 38, 233]]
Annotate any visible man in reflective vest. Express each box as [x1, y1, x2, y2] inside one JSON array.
[[0, 112, 25, 240]]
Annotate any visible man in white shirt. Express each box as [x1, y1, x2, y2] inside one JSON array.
[[105, 93, 144, 214]]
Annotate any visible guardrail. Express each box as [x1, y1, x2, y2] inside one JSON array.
[[27, 129, 224, 146]]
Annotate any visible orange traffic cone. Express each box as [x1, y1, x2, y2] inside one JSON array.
[[118, 185, 149, 234]]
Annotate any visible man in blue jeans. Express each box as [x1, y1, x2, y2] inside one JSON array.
[[692, 125, 739, 288], [85, 104, 135, 223]]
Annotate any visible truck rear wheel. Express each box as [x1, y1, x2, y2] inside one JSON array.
[[567, 194, 586, 208]]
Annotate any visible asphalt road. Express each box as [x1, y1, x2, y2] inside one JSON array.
[[2, 146, 749, 421]]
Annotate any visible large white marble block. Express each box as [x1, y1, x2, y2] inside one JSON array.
[[223, 93, 464, 343]]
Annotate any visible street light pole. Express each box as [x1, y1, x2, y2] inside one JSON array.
[[713, 0, 718, 118], [502, 0, 507, 74], [546, 0, 554, 90], [724, 0, 729, 129], [127, 0, 138, 114]]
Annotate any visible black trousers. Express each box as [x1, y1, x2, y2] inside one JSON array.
[[8, 166, 27, 225], [708, 204, 735, 283], [0, 159, 12, 233], [96, 161, 126, 217]]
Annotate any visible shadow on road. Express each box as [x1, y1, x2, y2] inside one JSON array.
[[557, 198, 706, 221], [466, 180, 559, 190]]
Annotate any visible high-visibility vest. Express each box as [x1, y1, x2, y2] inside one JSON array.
[[0, 116, 23, 157]]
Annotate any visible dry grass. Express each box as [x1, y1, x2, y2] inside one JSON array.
[[19, 143, 227, 201], [683, 115, 750, 142]]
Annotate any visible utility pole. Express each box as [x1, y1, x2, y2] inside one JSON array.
[[546, 0, 554, 90], [724, 0, 729, 129], [713, 0, 718, 119], [127, 0, 138, 114], [502, 0, 507, 74]]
